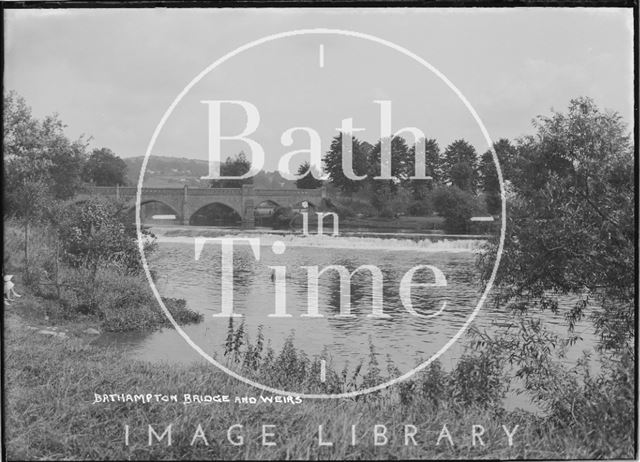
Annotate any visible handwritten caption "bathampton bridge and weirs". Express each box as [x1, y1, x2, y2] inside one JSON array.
[[93, 393, 302, 405]]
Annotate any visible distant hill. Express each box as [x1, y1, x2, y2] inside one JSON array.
[[123, 156, 298, 189]]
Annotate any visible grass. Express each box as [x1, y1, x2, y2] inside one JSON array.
[[3, 220, 202, 333], [3, 216, 634, 460], [4, 306, 635, 460]]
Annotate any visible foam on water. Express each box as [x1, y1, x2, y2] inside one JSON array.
[[153, 232, 484, 253]]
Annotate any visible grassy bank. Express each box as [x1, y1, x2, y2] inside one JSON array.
[[4, 304, 634, 460], [4, 218, 202, 333]]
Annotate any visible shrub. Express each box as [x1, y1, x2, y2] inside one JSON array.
[[271, 206, 296, 229], [432, 186, 478, 233], [449, 350, 507, 409], [408, 198, 434, 216], [62, 266, 202, 331], [58, 197, 156, 274]]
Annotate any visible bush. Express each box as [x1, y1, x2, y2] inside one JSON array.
[[59, 265, 202, 331], [449, 351, 508, 409], [4, 219, 201, 332], [432, 186, 478, 233], [58, 197, 156, 274], [328, 196, 377, 218], [408, 198, 434, 216], [271, 206, 296, 229]]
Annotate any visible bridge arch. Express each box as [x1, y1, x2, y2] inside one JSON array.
[[256, 199, 280, 208], [123, 199, 181, 219], [189, 202, 242, 226], [78, 184, 326, 228]]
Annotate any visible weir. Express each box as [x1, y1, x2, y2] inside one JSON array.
[[75, 184, 327, 228]]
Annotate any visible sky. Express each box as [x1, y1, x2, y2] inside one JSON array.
[[4, 8, 634, 173]]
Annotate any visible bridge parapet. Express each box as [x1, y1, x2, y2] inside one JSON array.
[[78, 184, 327, 227], [188, 188, 240, 196]]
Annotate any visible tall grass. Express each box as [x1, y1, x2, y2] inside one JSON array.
[[3, 219, 202, 331], [4, 314, 634, 460]]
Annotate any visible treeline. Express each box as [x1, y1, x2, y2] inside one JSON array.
[[214, 124, 509, 233], [319, 134, 507, 231]]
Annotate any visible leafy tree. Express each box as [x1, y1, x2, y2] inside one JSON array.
[[406, 138, 440, 200], [368, 136, 411, 181], [295, 161, 323, 189], [4, 91, 88, 204], [479, 97, 634, 355], [210, 151, 253, 188], [3, 91, 88, 272], [432, 186, 478, 233], [323, 133, 370, 194], [367, 136, 415, 213], [441, 139, 479, 192], [58, 197, 156, 275], [448, 161, 477, 193], [83, 148, 128, 186], [479, 150, 500, 215], [492, 137, 518, 181], [479, 139, 518, 215]]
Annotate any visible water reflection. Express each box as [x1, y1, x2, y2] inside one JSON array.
[[95, 234, 600, 407]]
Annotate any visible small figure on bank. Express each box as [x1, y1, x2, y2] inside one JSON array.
[[4, 275, 21, 303]]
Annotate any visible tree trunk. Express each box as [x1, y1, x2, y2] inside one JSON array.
[[24, 220, 29, 272], [55, 237, 61, 300]]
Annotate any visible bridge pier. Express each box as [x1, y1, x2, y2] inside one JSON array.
[[241, 184, 255, 229], [181, 185, 190, 225]]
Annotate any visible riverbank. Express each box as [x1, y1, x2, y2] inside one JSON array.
[[4, 297, 634, 460]]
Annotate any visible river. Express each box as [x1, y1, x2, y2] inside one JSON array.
[[95, 227, 600, 407]]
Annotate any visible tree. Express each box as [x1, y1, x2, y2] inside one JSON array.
[[210, 151, 253, 188], [323, 133, 370, 194], [441, 139, 479, 192], [4, 91, 88, 203], [83, 148, 128, 186], [479, 97, 634, 354], [479, 150, 500, 215], [406, 138, 440, 200], [3, 91, 88, 273], [368, 137, 404, 210], [432, 186, 478, 233], [479, 139, 518, 215], [295, 161, 323, 189]]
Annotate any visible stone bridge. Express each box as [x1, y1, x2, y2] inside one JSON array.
[[75, 185, 327, 228]]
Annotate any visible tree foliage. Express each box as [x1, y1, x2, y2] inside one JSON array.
[[406, 138, 440, 200], [479, 97, 634, 353], [441, 139, 479, 192], [432, 186, 478, 233], [3, 91, 90, 273], [83, 147, 128, 186], [479, 138, 515, 215], [210, 151, 253, 188], [295, 161, 323, 189], [322, 134, 370, 194], [4, 91, 88, 218], [58, 198, 156, 275]]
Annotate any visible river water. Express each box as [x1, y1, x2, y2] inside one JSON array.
[[95, 227, 600, 407]]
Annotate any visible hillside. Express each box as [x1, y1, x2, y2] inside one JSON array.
[[123, 156, 297, 189]]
